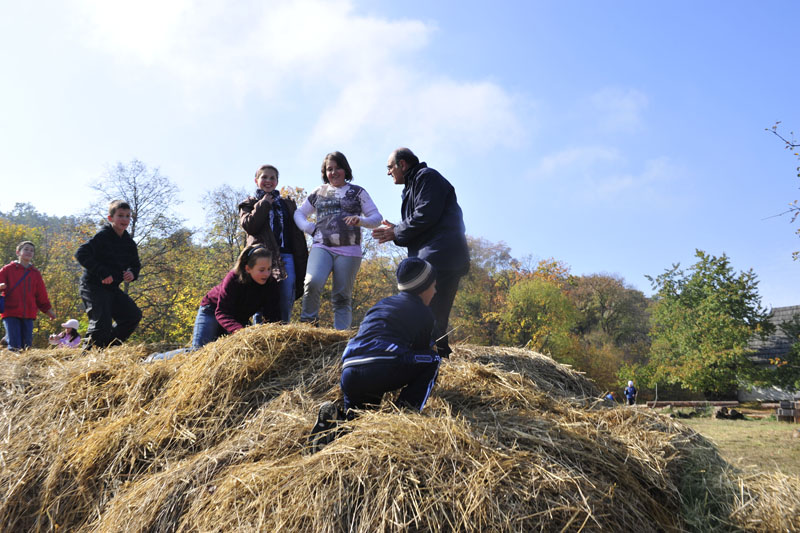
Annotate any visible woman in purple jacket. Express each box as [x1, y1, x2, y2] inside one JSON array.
[[145, 245, 279, 362]]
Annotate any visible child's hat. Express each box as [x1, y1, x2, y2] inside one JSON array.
[[628, 380, 634, 387], [61, 319, 80, 330], [396, 257, 436, 294]]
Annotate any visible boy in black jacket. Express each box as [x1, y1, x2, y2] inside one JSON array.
[[76, 200, 142, 349]]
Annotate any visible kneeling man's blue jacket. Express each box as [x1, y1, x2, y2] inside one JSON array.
[[343, 291, 437, 367]]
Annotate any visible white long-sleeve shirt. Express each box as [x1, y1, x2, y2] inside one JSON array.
[[294, 183, 382, 257]]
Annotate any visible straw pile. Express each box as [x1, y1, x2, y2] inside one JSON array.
[[1, 324, 798, 532]]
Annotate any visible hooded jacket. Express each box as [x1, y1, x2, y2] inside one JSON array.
[[0, 262, 52, 319]]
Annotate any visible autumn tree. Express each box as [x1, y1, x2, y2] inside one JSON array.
[[500, 277, 578, 360], [451, 238, 521, 345], [640, 250, 773, 395], [0, 217, 37, 265], [564, 274, 651, 392]]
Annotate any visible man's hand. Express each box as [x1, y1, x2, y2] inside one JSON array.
[[123, 269, 134, 283], [371, 220, 396, 244], [46, 308, 57, 320], [101, 276, 114, 284]]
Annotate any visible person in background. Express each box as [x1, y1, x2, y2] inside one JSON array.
[[0, 241, 57, 350], [308, 257, 440, 452], [49, 319, 82, 348], [75, 200, 142, 349], [239, 164, 308, 323], [293, 151, 382, 330], [373, 147, 470, 357], [624, 380, 638, 406], [145, 245, 280, 362]]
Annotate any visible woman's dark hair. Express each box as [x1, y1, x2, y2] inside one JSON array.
[[234, 245, 273, 283], [66, 328, 79, 341], [321, 151, 353, 183]]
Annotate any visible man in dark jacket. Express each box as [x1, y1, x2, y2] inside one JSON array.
[[372, 147, 470, 356], [75, 200, 142, 349]]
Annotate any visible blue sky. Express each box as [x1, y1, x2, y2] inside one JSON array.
[[1, 1, 798, 307]]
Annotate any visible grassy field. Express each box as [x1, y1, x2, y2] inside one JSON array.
[[681, 415, 800, 476]]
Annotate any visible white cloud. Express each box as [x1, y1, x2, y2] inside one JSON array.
[[306, 74, 525, 155], [532, 146, 679, 205], [71, 0, 525, 152]]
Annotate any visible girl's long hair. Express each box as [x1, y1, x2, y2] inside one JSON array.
[[234, 245, 273, 283]]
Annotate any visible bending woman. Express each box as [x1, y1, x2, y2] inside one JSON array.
[[145, 245, 280, 361], [293, 151, 382, 330]]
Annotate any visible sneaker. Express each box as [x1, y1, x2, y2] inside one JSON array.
[[308, 401, 344, 453]]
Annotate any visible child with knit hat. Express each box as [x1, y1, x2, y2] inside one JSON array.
[[309, 257, 440, 451]]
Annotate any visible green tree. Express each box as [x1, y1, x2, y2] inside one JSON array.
[[451, 237, 521, 345], [643, 250, 773, 395], [568, 274, 650, 347], [500, 277, 578, 359]]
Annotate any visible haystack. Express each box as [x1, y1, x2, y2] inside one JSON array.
[[0, 325, 798, 532]]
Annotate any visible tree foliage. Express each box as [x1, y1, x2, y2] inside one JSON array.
[[500, 277, 578, 358], [642, 250, 773, 394]]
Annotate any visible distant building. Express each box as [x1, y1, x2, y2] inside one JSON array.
[[738, 305, 800, 401]]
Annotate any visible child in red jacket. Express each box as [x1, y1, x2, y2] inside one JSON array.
[[0, 241, 57, 350]]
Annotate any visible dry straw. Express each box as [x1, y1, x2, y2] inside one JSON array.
[[0, 325, 798, 532]]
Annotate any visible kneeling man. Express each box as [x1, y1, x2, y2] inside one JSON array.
[[309, 257, 440, 450]]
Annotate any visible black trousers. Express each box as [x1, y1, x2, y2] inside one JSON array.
[[429, 264, 468, 356], [80, 282, 142, 348], [341, 357, 440, 412]]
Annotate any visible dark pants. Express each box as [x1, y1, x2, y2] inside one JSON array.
[[429, 265, 468, 356], [341, 358, 440, 413], [80, 282, 142, 348]]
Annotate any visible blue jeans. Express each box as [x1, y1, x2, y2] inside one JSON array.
[[3, 317, 34, 350], [301, 247, 362, 330], [278, 252, 296, 323], [191, 305, 224, 349]]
